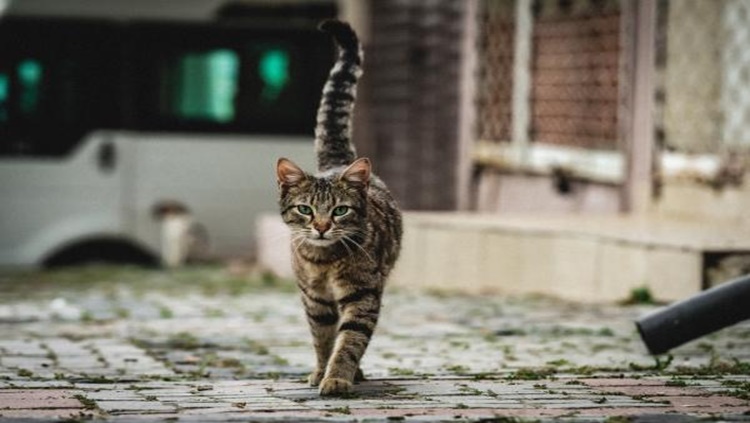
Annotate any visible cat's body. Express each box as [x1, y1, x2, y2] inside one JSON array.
[[275, 20, 402, 396]]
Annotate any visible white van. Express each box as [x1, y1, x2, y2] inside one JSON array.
[[0, 0, 336, 266]]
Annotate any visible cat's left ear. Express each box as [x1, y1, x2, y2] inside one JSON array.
[[276, 158, 307, 187], [340, 157, 371, 187]]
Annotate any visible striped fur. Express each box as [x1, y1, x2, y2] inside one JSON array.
[[275, 20, 402, 397], [314, 20, 362, 172]]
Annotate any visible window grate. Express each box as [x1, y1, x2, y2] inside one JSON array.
[[477, 0, 622, 151]]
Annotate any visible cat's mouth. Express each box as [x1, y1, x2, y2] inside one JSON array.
[[305, 237, 338, 247]]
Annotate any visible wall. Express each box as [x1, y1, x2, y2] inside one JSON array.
[[362, 0, 467, 210], [475, 172, 620, 214]]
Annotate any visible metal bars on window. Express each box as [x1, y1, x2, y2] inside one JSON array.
[[477, 0, 622, 151]]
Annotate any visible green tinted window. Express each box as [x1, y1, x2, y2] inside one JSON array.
[[0, 17, 334, 156], [171, 49, 238, 123], [137, 24, 332, 135], [0, 73, 8, 122], [17, 59, 43, 116], [0, 20, 120, 157], [258, 48, 290, 102]]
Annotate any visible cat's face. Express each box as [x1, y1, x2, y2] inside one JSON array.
[[276, 158, 370, 247]]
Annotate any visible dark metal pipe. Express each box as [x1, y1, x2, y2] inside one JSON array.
[[635, 274, 750, 355]]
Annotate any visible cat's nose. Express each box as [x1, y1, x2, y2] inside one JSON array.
[[313, 220, 332, 235]]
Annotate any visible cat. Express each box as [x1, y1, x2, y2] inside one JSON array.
[[275, 19, 402, 396]]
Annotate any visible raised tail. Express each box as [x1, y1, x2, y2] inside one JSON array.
[[314, 20, 363, 172]]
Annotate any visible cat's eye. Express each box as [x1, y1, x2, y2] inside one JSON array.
[[332, 206, 349, 217], [297, 205, 313, 215]]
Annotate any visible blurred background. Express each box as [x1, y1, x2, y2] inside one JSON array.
[[1, 0, 750, 302]]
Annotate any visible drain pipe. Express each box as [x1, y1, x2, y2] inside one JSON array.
[[635, 274, 750, 355]]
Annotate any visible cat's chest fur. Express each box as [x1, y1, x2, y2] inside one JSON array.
[[294, 255, 372, 301], [293, 246, 369, 281], [294, 251, 343, 280]]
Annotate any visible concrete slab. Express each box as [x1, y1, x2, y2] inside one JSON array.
[[389, 212, 750, 302]]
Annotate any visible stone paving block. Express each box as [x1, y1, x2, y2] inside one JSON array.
[[139, 394, 196, 402], [656, 394, 750, 411], [130, 381, 195, 390], [393, 381, 472, 396], [349, 406, 520, 419], [57, 356, 106, 369], [233, 401, 308, 412], [172, 401, 240, 409], [0, 340, 47, 356], [2, 380, 73, 389], [97, 346, 150, 359], [74, 382, 144, 390], [462, 381, 556, 395], [1, 356, 54, 369], [178, 406, 257, 415], [522, 398, 653, 409], [0, 408, 88, 419], [42, 338, 91, 355], [209, 394, 280, 402], [95, 400, 177, 413], [590, 384, 716, 397], [581, 377, 678, 387], [428, 394, 523, 407], [0, 389, 82, 409], [207, 385, 273, 395], [181, 408, 330, 419], [83, 390, 142, 401]]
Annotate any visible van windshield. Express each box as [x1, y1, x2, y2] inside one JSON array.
[[0, 19, 332, 157], [133, 23, 331, 135]]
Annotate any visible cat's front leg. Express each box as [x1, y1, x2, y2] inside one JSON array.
[[307, 324, 336, 386], [298, 282, 339, 386], [307, 322, 337, 387], [319, 286, 381, 396]]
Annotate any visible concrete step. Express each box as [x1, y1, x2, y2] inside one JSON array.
[[391, 213, 750, 302], [256, 212, 750, 303]]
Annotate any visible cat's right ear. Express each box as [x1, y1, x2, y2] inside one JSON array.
[[276, 158, 307, 188]]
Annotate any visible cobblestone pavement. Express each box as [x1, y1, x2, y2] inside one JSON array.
[[0, 266, 748, 422]]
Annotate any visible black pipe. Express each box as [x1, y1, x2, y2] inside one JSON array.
[[635, 274, 750, 355]]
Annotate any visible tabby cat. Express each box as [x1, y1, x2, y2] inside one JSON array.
[[275, 20, 402, 396]]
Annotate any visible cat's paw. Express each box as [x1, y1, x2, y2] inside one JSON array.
[[319, 377, 352, 396], [308, 369, 325, 387]]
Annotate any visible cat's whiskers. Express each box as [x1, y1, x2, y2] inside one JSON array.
[[290, 232, 307, 256], [291, 240, 305, 257], [336, 234, 355, 257], [347, 228, 368, 239], [346, 229, 372, 247], [341, 233, 375, 265]]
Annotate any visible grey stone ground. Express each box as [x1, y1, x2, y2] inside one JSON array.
[[0, 266, 748, 422]]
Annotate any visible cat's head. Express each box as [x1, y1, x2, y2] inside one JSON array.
[[276, 157, 371, 247]]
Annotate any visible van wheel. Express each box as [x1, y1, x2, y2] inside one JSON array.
[[42, 239, 160, 268]]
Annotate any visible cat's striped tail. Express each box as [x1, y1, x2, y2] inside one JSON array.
[[314, 20, 363, 172]]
